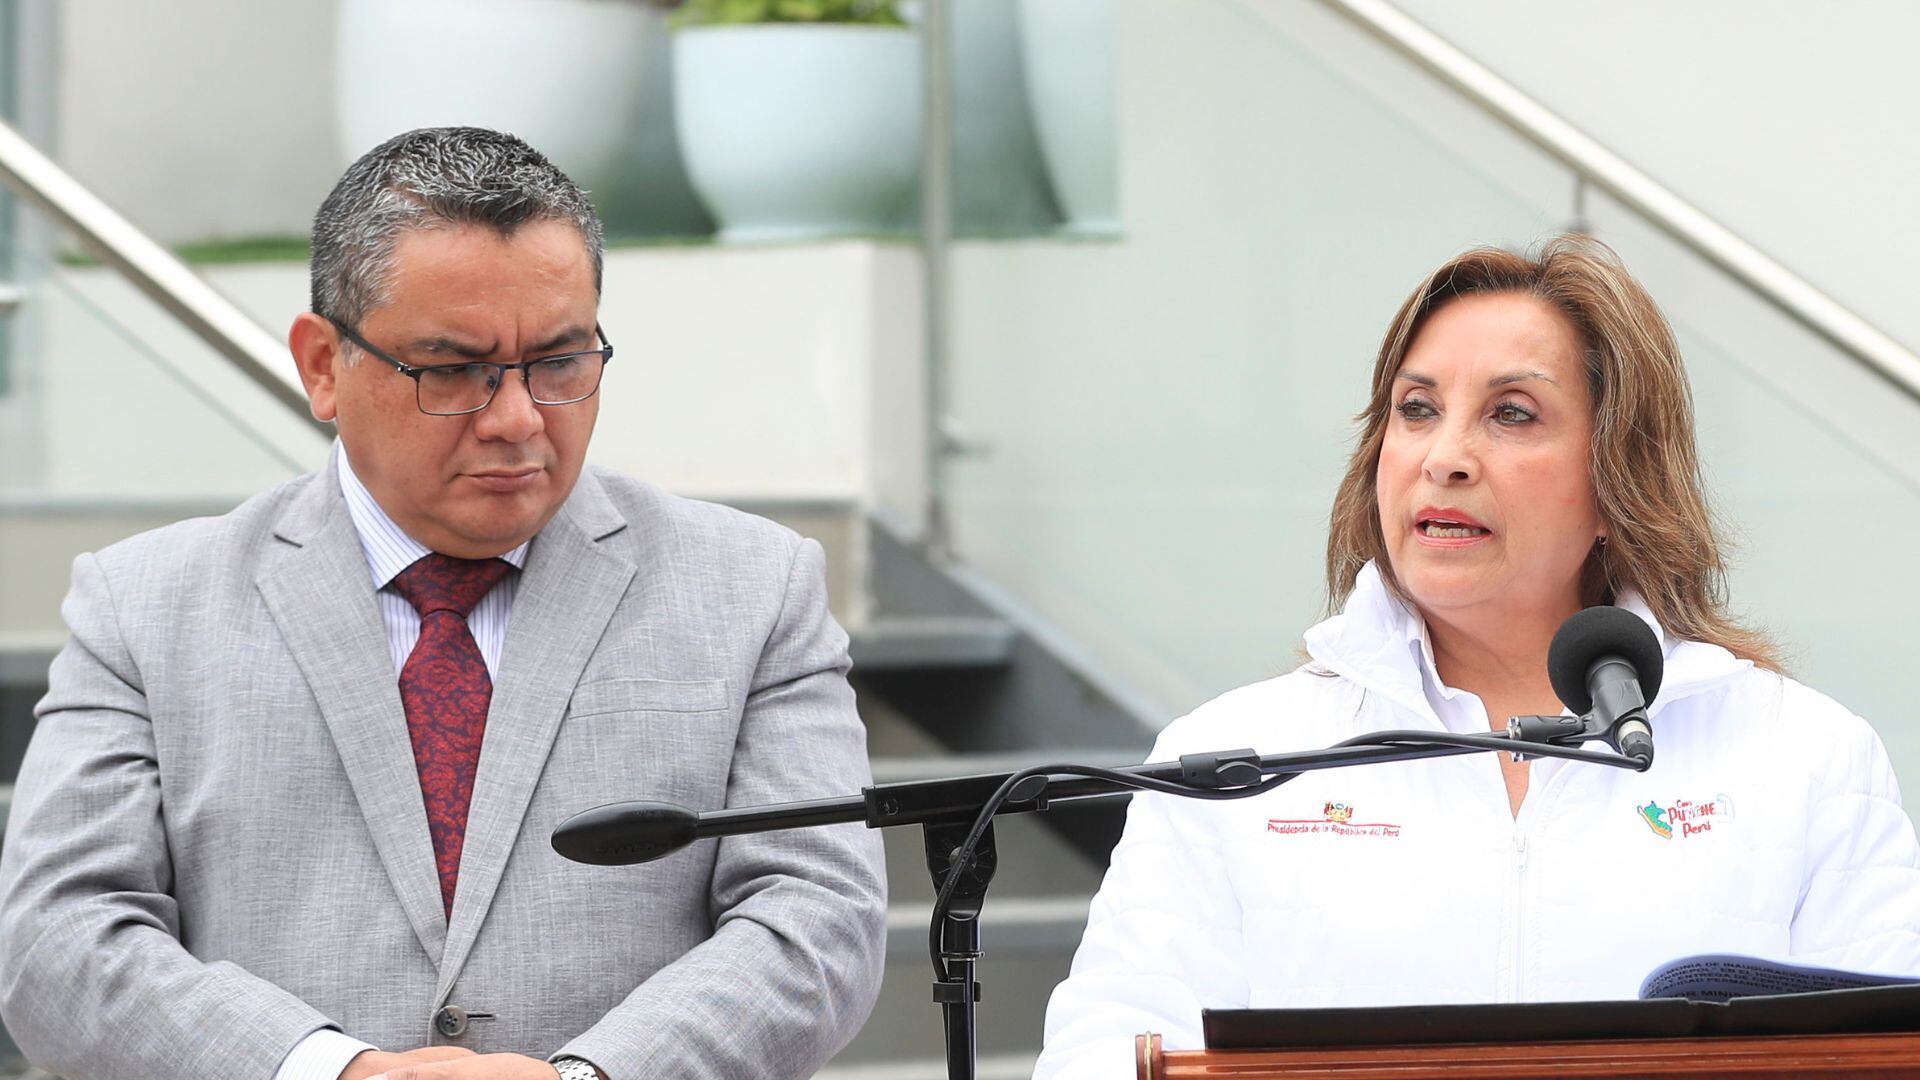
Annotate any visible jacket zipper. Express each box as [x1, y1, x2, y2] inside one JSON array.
[[1510, 831, 1530, 1001], [1509, 758, 1584, 1002]]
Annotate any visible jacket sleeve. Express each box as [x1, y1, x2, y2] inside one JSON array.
[[0, 553, 335, 1080], [553, 537, 888, 1080], [1034, 731, 1250, 1080], [1788, 681, 1920, 972]]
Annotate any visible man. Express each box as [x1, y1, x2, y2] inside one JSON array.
[[0, 128, 887, 1080]]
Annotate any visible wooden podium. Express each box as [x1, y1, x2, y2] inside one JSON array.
[[1134, 1030, 1920, 1078]]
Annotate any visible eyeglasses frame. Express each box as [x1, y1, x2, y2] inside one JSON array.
[[324, 315, 614, 416]]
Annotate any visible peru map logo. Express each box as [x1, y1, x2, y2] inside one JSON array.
[[1638, 801, 1673, 839]]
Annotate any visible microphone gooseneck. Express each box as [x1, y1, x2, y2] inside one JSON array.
[[550, 667, 1658, 1080]]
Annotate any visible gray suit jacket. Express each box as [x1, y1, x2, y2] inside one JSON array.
[[0, 463, 887, 1079]]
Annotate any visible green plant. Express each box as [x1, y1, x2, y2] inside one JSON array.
[[668, 0, 907, 29]]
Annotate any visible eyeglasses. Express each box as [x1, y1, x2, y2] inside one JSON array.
[[326, 317, 614, 416]]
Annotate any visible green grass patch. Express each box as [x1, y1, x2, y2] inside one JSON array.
[[174, 235, 311, 264], [56, 234, 312, 267], [55, 225, 1111, 269]]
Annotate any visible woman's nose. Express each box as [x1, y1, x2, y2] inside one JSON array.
[[1421, 418, 1478, 485]]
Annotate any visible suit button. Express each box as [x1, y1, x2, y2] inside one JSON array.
[[435, 1005, 469, 1037]]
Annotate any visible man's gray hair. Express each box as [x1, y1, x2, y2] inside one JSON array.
[[310, 126, 605, 327]]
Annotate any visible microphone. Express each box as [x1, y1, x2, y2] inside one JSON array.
[[553, 790, 871, 866], [551, 801, 699, 866], [1546, 605, 1665, 767]]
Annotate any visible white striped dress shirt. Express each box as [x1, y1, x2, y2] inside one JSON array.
[[337, 450, 529, 676], [271, 449, 530, 1080]]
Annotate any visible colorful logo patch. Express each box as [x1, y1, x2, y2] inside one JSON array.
[[1639, 794, 1734, 840], [1638, 801, 1672, 838], [1267, 801, 1401, 838]]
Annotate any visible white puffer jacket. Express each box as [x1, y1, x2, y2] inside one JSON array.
[[1035, 563, 1920, 1080]]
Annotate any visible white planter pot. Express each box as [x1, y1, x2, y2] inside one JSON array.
[[674, 25, 921, 242], [1017, 0, 1118, 232], [601, 5, 716, 237], [951, 0, 1059, 231], [336, 0, 651, 196]]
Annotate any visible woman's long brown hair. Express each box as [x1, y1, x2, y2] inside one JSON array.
[[1324, 235, 1781, 670]]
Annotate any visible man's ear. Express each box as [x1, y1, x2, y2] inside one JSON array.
[[288, 312, 344, 422]]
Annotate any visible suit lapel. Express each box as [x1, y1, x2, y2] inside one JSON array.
[[437, 473, 634, 996], [255, 465, 450, 963]]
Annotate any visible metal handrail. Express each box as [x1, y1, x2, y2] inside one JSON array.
[[1314, 0, 1920, 406], [0, 120, 329, 432]]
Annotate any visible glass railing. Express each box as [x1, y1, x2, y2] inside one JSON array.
[[1590, 198, 1920, 769], [0, 247, 319, 505], [0, 165, 328, 1071], [0, 194, 329, 650], [934, 0, 1920, 783], [0, 104, 329, 508]]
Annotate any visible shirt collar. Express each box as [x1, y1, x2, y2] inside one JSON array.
[[335, 446, 531, 589], [1305, 560, 1749, 719], [1405, 609, 1470, 706]]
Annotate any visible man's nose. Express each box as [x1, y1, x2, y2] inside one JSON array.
[[474, 367, 544, 441], [1421, 417, 1478, 485]]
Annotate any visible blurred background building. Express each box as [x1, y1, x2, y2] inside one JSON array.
[[4, 0, 1920, 1075]]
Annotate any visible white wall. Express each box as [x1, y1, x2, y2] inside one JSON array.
[[585, 242, 925, 514], [31, 242, 924, 516], [1390, 0, 1920, 353], [57, 1, 339, 243]]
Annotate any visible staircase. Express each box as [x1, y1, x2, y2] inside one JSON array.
[[814, 514, 1155, 1075], [821, 704, 1104, 1077]]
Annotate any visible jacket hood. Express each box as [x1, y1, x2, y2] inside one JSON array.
[[1303, 561, 1752, 723]]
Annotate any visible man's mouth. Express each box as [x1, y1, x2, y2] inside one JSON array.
[[466, 466, 544, 491]]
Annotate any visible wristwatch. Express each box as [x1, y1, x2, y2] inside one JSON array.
[[552, 1057, 601, 1080]]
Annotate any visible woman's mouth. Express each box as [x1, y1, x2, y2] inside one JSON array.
[[1414, 508, 1492, 544], [1418, 520, 1491, 539]]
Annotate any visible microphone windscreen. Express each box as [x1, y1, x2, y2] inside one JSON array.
[[1547, 605, 1665, 713], [552, 801, 699, 866]]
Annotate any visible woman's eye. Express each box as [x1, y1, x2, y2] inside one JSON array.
[[1493, 402, 1536, 424], [1395, 399, 1436, 420]]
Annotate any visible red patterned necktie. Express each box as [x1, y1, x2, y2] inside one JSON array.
[[390, 553, 514, 916]]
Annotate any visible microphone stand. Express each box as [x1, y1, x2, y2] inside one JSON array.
[[553, 726, 1648, 1080]]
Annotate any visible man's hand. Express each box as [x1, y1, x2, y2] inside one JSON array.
[[340, 1046, 477, 1080], [366, 1052, 567, 1080]]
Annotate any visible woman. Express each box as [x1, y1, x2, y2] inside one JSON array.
[[1034, 237, 1920, 1079]]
